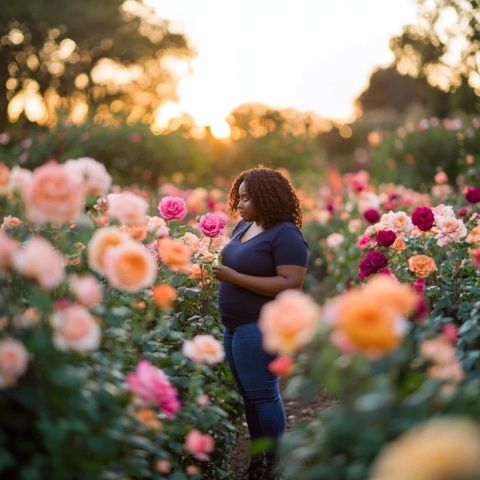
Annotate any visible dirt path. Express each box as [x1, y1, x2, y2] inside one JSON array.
[[229, 387, 331, 478]]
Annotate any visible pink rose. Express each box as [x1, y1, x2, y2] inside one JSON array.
[[182, 335, 225, 365], [158, 196, 187, 221], [69, 275, 103, 306], [0, 338, 29, 388], [198, 213, 225, 238], [185, 429, 215, 461], [126, 360, 180, 419]]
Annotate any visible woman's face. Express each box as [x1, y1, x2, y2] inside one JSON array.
[[237, 181, 258, 222]]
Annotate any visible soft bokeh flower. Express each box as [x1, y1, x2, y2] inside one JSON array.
[[370, 418, 480, 480], [183, 335, 225, 365], [408, 255, 437, 278], [181, 231, 202, 254], [326, 233, 344, 248], [465, 187, 480, 204], [64, 157, 112, 196], [7, 165, 32, 193], [198, 212, 225, 237], [434, 171, 448, 184], [185, 429, 215, 461], [259, 290, 320, 355], [103, 242, 157, 293], [136, 408, 163, 431], [0, 338, 29, 388], [268, 356, 294, 377], [146, 216, 170, 238], [466, 225, 480, 246], [357, 234, 375, 250], [126, 360, 180, 419], [107, 191, 148, 226], [152, 283, 177, 310], [50, 305, 101, 352], [13, 307, 40, 329], [69, 274, 103, 306], [119, 224, 147, 242], [87, 227, 130, 274], [358, 249, 388, 280], [23, 162, 85, 224], [158, 196, 187, 220], [432, 216, 467, 246], [12, 236, 65, 290], [157, 238, 192, 272], [363, 208, 381, 224], [156, 460, 171, 475]]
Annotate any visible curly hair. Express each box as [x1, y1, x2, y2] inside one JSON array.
[[227, 166, 303, 229]]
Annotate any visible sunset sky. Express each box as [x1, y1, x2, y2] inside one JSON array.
[[147, 0, 418, 137]]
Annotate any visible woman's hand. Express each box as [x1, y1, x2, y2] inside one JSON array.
[[212, 265, 236, 282]]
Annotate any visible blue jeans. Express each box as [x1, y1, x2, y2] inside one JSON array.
[[224, 323, 286, 449]]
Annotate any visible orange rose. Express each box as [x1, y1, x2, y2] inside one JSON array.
[[104, 242, 157, 293], [136, 408, 162, 431], [337, 291, 405, 355], [152, 283, 177, 310], [157, 238, 192, 273], [88, 227, 130, 274], [119, 224, 147, 242], [408, 255, 436, 278], [391, 237, 406, 251]]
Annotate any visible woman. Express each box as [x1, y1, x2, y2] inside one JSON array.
[[213, 167, 308, 480]]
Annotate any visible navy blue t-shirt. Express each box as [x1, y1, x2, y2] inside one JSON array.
[[218, 220, 309, 328]]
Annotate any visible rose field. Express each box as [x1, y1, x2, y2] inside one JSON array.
[[1, 114, 480, 480]]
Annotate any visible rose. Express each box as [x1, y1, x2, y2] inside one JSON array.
[[408, 255, 436, 278], [198, 213, 225, 237], [363, 208, 380, 224], [376, 229, 396, 247], [158, 196, 187, 221], [465, 187, 480, 203], [183, 335, 225, 365], [184, 429, 215, 461], [358, 249, 388, 280], [411, 206, 435, 231], [126, 360, 180, 419]]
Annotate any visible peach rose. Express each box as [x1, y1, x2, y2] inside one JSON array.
[[181, 232, 202, 254], [466, 225, 480, 246], [50, 305, 101, 352], [107, 192, 148, 226], [69, 275, 103, 306], [432, 216, 467, 246], [87, 227, 131, 274], [23, 162, 85, 224], [64, 157, 112, 196], [391, 237, 406, 251], [146, 216, 169, 238], [152, 283, 177, 310], [104, 242, 157, 293], [119, 223, 147, 242], [408, 255, 436, 278], [185, 429, 215, 461], [259, 290, 321, 355], [183, 335, 225, 365], [0, 338, 29, 388], [385, 211, 414, 237], [1, 215, 22, 230], [12, 236, 65, 290], [157, 238, 192, 273]]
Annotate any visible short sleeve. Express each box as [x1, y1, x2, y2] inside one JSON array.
[[272, 223, 309, 267]]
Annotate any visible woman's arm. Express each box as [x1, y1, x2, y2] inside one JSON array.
[[212, 264, 307, 297]]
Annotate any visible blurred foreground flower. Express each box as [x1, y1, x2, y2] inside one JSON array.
[[259, 290, 320, 355], [126, 360, 180, 419], [370, 418, 480, 480], [185, 429, 215, 461]]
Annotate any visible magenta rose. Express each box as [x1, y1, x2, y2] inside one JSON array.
[[198, 213, 225, 237], [376, 229, 396, 247], [465, 187, 480, 204], [363, 208, 380, 224], [126, 360, 180, 418], [358, 249, 388, 280], [412, 278, 426, 294], [411, 206, 434, 231], [158, 196, 187, 220]]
